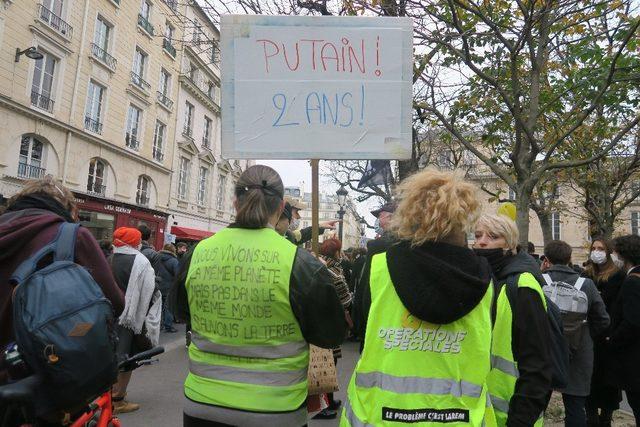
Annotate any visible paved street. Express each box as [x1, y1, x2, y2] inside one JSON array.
[[119, 330, 634, 426], [118, 327, 359, 427]]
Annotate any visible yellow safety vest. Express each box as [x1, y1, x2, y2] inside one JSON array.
[[487, 272, 546, 427], [342, 253, 494, 426], [184, 227, 308, 413]]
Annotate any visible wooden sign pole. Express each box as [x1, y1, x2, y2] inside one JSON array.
[[311, 159, 319, 255]]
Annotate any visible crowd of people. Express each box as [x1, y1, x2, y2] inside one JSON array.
[[1, 166, 640, 427]]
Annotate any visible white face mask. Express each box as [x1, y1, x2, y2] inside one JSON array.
[[611, 253, 625, 269], [289, 219, 300, 231], [590, 250, 607, 265]]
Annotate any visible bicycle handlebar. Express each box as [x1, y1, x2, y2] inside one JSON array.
[[1, 347, 165, 404], [0, 375, 40, 403]]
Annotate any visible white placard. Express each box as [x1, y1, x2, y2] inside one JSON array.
[[221, 15, 413, 160]]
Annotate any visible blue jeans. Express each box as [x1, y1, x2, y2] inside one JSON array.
[[161, 293, 174, 330]]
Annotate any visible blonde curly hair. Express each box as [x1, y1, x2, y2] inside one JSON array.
[[391, 168, 480, 247]]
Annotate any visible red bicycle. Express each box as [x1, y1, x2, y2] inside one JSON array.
[[0, 346, 164, 427]]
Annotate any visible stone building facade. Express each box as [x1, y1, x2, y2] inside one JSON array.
[[0, 0, 248, 246]]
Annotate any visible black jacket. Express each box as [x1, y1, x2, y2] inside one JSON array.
[[284, 226, 326, 246], [494, 252, 552, 427], [543, 265, 609, 396], [354, 239, 492, 346], [610, 267, 640, 391], [170, 228, 347, 349], [156, 250, 179, 293]]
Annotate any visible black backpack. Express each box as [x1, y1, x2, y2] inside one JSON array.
[[496, 274, 570, 390], [11, 223, 118, 416]]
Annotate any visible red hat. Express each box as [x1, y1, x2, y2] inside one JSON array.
[[113, 227, 142, 248]]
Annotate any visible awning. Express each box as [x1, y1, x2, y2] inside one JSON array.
[[171, 226, 214, 241]]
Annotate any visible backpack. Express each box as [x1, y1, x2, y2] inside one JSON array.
[[10, 223, 118, 416], [542, 273, 589, 357], [498, 274, 570, 390]]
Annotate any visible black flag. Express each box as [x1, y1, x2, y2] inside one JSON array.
[[357, 160, 392, 189]]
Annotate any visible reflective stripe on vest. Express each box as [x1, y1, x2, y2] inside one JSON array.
[[184, 227, 308, 413], [191, 332, 306, 359], [487, 272, 546, 427], [342, 252, 494, 426], [189, 359, 307, 386], [355, 371, 483, 398], [491, 355, 519, 378]]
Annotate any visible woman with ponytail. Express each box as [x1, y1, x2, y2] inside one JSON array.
[[172, 165, 347, 427]]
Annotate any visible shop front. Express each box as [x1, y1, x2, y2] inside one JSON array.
[[74, 194, 168, 250]]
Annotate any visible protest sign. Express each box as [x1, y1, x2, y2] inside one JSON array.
[[221, 15, 413, 160]]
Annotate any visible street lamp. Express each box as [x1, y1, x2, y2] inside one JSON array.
[[359, 217, 367, 236], [15, 47, 43, 63], [336, 185, 348, 242]]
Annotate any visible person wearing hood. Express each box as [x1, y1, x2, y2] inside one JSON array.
[[0, 178, 125, 380], [541, 240, 609, 427], [473, 214, 552, 427], [109, 227, 162, 414], [609, 235, 640, 425], [157, 243, 180, 333], [583, 238, 625, 426], [342, 169, 494, 426]]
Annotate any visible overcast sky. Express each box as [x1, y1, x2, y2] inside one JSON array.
[[258, 160, 380, 236]]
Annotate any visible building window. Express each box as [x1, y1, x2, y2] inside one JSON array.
[[84, 80, 105, 134], [183, 102, 194, 137], [188, 62, 197, 81], [217, 174, 227, 211], [203, 116, 212, 148], [157, 68, 172, 108], [197, 166, 208, 205], [193, 22, 202, 44], [125, 105, 142, 150], [136, 175, 150, 206], [140, 0, 151, 20], [207, 82, 216, 100], [632, 212, 640, 236], [39, 0, 72, 38], [552, 212, 561, 241], [87, 158, 106, 196], [131, 47, 149, 89], [19, 135, 46, 179], [31, 51, 57, 112], [163, 22, 176, 57], [178, 157, 190, 200], [91, 17, 116, 69], [210, 43, 220, 65], [152, 120, 165, 162]]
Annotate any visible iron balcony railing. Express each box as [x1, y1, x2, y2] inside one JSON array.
[[125, 132, 140, 150], [136, 194, 149, 206], [30, 90, 54, 112], [84, 116, 103, 134], [90, 43, 117, 70], [130, 71, 151, 91], [202, 137, 211, 150], [163, 38, 176, 57], [156, 91, 173, 109], [38, 4, 73, 38], [163, 0, 177, 10], [182, 126, 193, 139], [87, 184, 106, 197], [18, 162, 46, 179], [152, 146, 165, 162], [137, 14, 154, 36]]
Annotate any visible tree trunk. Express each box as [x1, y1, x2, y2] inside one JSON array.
[[536, 211, 553, 246], [515, 191, 531, 248]]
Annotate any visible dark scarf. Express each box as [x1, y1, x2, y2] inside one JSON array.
[[473, 248, 513, 276], [5, 194, 75, 223]]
